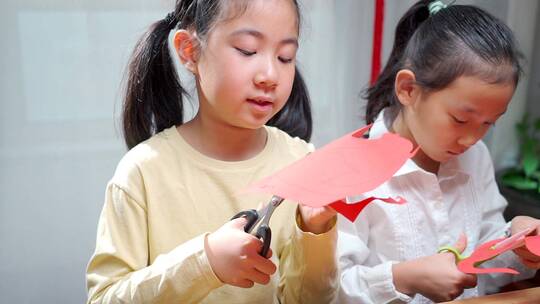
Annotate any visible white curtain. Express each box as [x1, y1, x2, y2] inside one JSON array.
[[297, 0, 375, 146]]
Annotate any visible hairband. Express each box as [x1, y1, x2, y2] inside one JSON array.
[[428, 1, 448, 15]]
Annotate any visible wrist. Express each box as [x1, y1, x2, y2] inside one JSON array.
[[392, 261, 416, 296], [298, 215, 324, 234], [204, 232, 223, 282], [297, 210, 336, 234], [302, 221, 329, 234]]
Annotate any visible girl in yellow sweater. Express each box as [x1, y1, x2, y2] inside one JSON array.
[[86, 0, 337, 303]]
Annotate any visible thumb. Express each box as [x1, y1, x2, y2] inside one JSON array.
[[229, 217, 248, 230], [454, 232, 468, 254]]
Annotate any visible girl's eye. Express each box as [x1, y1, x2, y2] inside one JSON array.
[[278, 56, 293, 64], [235, 47, 256, 56], [451, 115, 467, 124]]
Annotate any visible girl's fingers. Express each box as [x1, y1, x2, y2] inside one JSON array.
[[453, 233, 468, 254], [253, 254, 277, 275], [234, 278, 255, 288], [514, 247, 540, 261], [246, 268, 272, 285], [251, 237, 273, 258], [229, 217, 248, 229], [265, 247, 273, 259], [462, 274, 478, 288], [520, 257, 540, 269]]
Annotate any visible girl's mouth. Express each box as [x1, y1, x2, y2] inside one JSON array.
[[247, 98, 273, 112], [447, 150, 463, 156]]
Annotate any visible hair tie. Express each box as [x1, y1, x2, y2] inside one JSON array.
[[428, 1, 447, 15]]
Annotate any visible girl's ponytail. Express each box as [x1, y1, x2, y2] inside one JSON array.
[[121, 15, 184, 149], [267, 66, 312, 141], [365, 0, 430, 124], [122, 0, 221, 149], [122, 14, 185, 149]]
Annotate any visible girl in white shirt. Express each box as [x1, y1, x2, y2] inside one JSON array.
[[338, 1, 540, 303]]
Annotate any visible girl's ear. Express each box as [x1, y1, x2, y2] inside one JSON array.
[[174, 30, 199, 74], [394, 69, 420, 107]]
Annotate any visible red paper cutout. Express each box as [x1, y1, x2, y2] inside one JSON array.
[[243, 125, 415, 221], [525, 235, 540, 256], [330, 196, 406, 222], [458, 238, 520, 274], [458, 231, 540, 274]]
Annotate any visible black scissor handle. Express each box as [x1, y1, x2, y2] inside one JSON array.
[[255, 224, 272, 257], [231, 209, 258, 233]]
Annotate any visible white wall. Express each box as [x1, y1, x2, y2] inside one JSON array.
[[298, 0, 373, 146], [0, 1, 171, 303], [487, 0, 539, 169], [525, 3, 540, 130]]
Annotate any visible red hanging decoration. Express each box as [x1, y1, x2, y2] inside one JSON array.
[[370, 0, 385, 85]]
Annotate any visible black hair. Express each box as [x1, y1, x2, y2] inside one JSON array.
[[122, 0, 311, 149], [365, 0, 522, 124]]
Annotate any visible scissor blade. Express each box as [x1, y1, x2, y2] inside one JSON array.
[[270, 195, 284, 207], [255, 195, 284, 228], [492, 227, 534, 250]]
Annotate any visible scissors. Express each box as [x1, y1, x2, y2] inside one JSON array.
[[438, 228, 534, 273], [231, 195, 284, 257]]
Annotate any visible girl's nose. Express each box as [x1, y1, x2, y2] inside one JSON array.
[[457, 136, 475, 149], [457, 128, 486, 148], [254, 58, 278, 90]]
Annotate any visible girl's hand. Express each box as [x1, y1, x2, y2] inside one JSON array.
[[393, 234, 477, 302], [511, 216, 540, 269], [204, 218, 276, 288], [298, 204, 337, 234]]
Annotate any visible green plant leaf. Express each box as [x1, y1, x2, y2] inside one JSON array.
[[534, 118, 540, 131], [522, 152, 540, 177], [516, 121, 528, 138], [533, 118, 540, 143], [522, 138, 536, 155], [519, 139, 537, 175], [502, 173, 538, 190], [517, 114, 530, 135], [532, 172, 540, 193]]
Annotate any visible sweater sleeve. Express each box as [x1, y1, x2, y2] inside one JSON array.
[[86, 183, 223, 304]]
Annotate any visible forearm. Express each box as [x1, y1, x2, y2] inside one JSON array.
[[87, 234, 223, 304], [278, 215, 338, 304], [392, 259, 418, 297], [339, 261, 411, 304]]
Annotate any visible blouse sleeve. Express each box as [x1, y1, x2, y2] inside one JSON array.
[[337, 214, 412, 303]]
